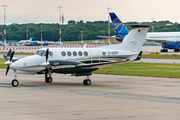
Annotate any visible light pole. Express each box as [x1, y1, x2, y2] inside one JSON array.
[[58, 6, 63, 46], [2, 4, 8, 48], [107, 7, 111, 45], [41, 25, 43, 42], [151, 17, 155, 32]]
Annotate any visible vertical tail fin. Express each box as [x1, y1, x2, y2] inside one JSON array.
[[109, 12, 129, 42], [29, 37, 35, 42], [102, 27, 149, 53], [120, 27, 148, 52]]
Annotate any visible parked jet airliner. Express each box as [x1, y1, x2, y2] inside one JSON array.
[[4, 23, 160, 87], [18, 37, 35, 44], [98, 13, 175, 52], [92, 40, 105, 44]]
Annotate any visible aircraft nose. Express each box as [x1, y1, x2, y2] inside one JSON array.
[[10, 62, 19, 70]]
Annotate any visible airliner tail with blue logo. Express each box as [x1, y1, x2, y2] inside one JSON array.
[[109, 13, 129, 42], [97, 12, 129, 42]]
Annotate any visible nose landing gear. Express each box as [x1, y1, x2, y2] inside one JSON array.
[[11, 70, 19, 87]]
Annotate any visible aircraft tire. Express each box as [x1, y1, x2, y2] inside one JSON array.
[[174, 49, 180, 52], [160, 49, 164, 52], [83, 79, 91, 85], [11, 79, 19, 87], [45, 77, 53, 83], [86, 79, 91, 85], [83, 79, 87, 85]]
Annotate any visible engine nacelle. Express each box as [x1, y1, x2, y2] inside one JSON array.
[[162, 41, 179, 49]]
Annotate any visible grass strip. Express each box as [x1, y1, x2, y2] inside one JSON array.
[[142, 54, 180, 59], [93, 62, 180, 78]]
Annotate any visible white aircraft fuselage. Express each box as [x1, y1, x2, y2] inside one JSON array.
[[146, 32, 180, 42], [10, 47, 138, 74]]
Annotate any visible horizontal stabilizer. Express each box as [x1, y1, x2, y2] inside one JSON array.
[[97, 36, 123, 40], [145, 39, 167, 43]]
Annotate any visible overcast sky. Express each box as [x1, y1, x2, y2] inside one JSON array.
[[1, 0, 180, 24]]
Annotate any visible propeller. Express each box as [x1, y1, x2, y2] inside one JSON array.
[[45, 48, 49, 79], [3, 54, 8, 61], [3, 49, 12, 61], [46, 48, 49, 62], [5, 51, 15, 76]]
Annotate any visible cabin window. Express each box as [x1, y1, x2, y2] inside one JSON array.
[[102, 52, 106, 56], [84, 51, 88, 56], [73, 51, 77, 56], [61, 51, 66, 56], [67, 51, 71, 56], [78, 51, 82, 56]]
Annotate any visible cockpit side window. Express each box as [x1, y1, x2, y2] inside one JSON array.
[[34, 50, 45, 56]]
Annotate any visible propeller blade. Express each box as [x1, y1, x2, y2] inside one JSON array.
[[10, 51, 15, 61], [7, 49, 12, 57], [5, 66, 9, 76], [46, 48, 49, 62], [3, 54, 8, 61]]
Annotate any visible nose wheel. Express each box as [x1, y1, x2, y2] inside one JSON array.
[[11, 79, 19, 87]]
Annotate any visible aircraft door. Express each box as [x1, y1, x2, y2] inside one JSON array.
[[90, 49, 100, 63]]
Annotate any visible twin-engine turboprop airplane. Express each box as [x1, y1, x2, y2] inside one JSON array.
[[4, 24, 152, 87]]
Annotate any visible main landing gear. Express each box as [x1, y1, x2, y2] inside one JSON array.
[[160, 49, 168, 52], [83, 75, 91, 85], [45, 68, 53, 83]]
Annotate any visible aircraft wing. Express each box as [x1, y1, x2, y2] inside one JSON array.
[[75, 60, 130, 69], [145, 39, 168, 43], [97, 36, 123, 40]]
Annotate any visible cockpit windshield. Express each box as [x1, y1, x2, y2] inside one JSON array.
[[33, 50, 45, 56]]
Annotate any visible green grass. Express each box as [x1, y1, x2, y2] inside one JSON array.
[[0, 51, 33, 55], [93, 62, 180, 78], [0, 59, 7, 69], [142, 54, 180, 59]]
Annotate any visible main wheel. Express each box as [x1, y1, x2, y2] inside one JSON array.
[[83, 79, 91, 85], [11, 79, 19, 87], [45, 77, 53, 83], [48, 77, 53, 83], [160, 49, 164, 52], [174, 49, 179, 52], [83, 79, 87, 85], [86, 79, 91, 85]]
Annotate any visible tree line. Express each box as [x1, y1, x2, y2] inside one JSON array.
[[0, 20, 179, 41]]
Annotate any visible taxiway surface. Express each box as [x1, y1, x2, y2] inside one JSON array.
[[0, 69, 180, 119]]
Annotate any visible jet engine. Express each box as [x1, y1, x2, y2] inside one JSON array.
[[162, 41, 179, 49]]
